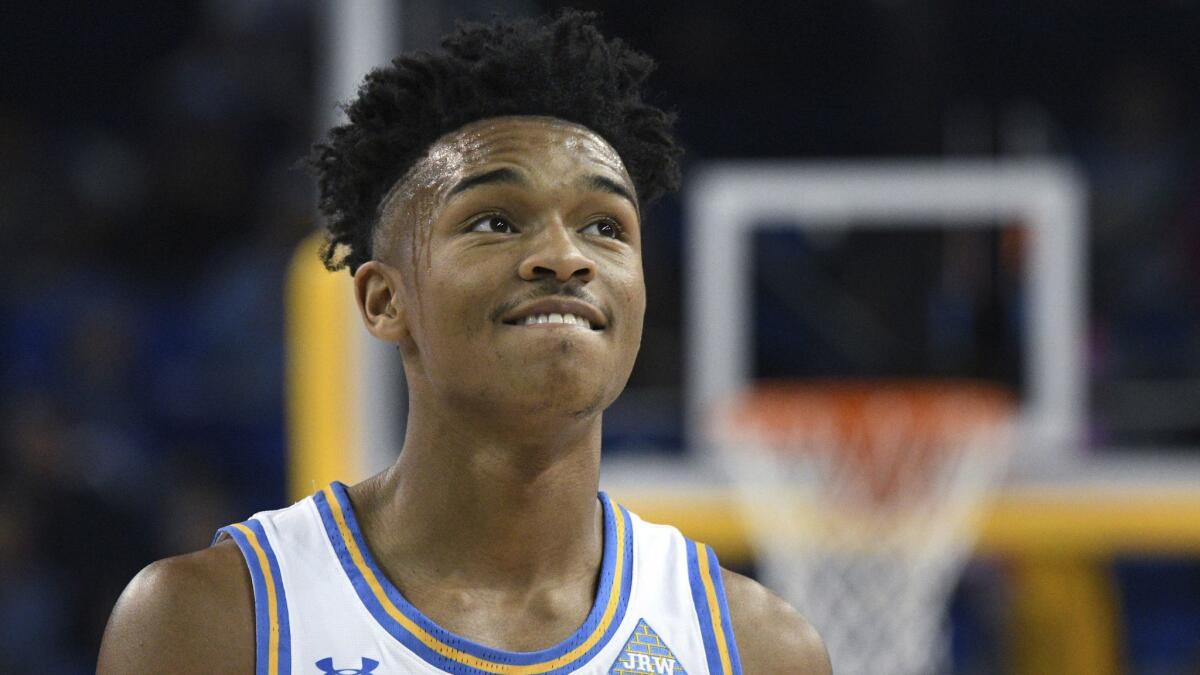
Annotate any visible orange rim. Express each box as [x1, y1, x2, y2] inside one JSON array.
[[716, 379, 1016, 505]]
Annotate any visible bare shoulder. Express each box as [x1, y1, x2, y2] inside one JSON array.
[[721, 568, 831, 675], [97, 539, 254, 674]]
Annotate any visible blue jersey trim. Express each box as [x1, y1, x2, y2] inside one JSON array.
[[703, 544, 742, 675], [685, 539, 742, 675], [313, 482, 632, 674], [685, 540, 721, 674], [216, 519, 292, 675]]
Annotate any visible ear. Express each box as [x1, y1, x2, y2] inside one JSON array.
[[353, 260, 415, 351]]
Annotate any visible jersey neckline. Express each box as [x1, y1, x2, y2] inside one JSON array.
[[312, 481, 634, 674]]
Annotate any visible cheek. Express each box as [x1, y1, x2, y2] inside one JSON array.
[[424, 277, 479, 338], [614, 268, 647, 342], [418, 249, 511, 352], [405, 271, 462, 353], [621, 260, 647, 315]]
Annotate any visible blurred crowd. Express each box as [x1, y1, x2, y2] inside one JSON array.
[[1, 2, 311, 669], [1, 1, 1198, 671]]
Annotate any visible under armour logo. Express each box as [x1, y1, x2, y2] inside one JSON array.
[[315, 656, 380, 674]]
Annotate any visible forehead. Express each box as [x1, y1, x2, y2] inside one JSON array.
[[410, 116, 631, 195], [373, 117, 636, 258]]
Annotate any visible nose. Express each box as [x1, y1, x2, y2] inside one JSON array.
[[518, 221, 596, 283]]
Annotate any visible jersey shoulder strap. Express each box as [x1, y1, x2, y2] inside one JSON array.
[[214, 515, 293, 675], [682, 531, 743, 674]]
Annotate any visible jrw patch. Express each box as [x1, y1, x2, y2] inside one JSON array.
[[608, 619, 687, 675]]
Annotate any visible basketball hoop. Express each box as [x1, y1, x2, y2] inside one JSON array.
[[711, 380, 1017, 675]]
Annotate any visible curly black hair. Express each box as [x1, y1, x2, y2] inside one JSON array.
[[307, 9, 683, 274]]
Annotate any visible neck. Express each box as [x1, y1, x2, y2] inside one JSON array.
[[353, 396, 605, 592]]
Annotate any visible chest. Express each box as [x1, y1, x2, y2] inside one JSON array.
[[399, 582, 599, 653]]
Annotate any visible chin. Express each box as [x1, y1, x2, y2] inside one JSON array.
[[515, 364, 624, 419]]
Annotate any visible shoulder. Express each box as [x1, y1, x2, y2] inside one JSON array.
[[721, 567, 831, 675], [97, 539, 254, 674]]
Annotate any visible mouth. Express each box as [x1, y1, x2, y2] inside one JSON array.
[[501, 297, 607, 331]]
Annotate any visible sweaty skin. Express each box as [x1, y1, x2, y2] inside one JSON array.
[[97, 116, 830, 674]]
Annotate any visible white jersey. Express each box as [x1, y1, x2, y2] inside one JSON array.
[[216, 482, 742, 675]]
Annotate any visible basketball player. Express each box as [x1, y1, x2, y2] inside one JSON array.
[[99, 12, 829, 674]]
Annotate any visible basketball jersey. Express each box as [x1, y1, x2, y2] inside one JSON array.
[[215, 482, 742, 675]]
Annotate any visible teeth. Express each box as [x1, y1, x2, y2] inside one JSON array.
[[517, 312, 594, 328]]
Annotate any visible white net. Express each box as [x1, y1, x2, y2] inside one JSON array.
[[713, 381, 1016, 675]]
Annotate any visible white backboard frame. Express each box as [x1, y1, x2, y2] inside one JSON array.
[[685, 160, 1088, 468]]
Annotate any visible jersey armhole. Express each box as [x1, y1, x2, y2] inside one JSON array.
[[685, 538, 744, 675], [215, 519, 293, 675]]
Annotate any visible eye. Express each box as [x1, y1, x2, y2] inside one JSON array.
[[580, 218, 623, 239], [469, 215, 517, 234]]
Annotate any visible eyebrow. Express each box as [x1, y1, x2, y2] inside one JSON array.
[[583, 174, 639, 211], [445, 167, 639, 211], [446, 167, 526, 198]]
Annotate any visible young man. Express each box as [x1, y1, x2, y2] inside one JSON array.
[[99, 12, 830, 674]]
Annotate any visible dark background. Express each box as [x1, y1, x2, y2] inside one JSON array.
[[1, 1, 1198, 671]]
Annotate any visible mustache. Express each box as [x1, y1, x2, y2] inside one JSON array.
[[489, 282, 608, 324]]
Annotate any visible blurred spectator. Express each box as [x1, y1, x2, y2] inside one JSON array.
[[0, 391, 151, 672], [0, 481, 74, 672]]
